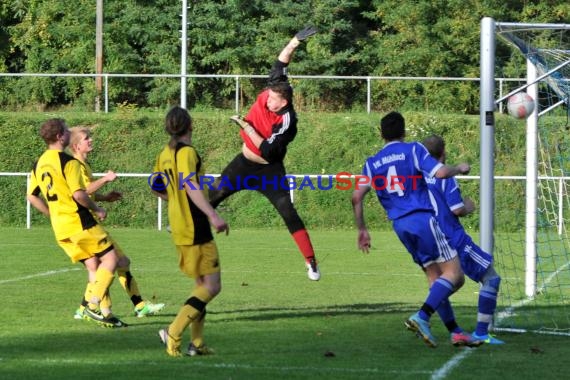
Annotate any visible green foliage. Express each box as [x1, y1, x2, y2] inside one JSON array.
[[0, 110, 552, 232], [1, 1, 568, 111]]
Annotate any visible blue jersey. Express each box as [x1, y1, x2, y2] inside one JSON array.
[[362, 141, 443, 220], [426, 176, 492, 281], [425, 177, 467, 248]]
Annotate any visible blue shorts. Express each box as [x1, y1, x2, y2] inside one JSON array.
[[392, 211, 458, 268], [456, 235, 493, 282]]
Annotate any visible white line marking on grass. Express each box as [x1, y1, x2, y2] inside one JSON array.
[[432, 260, 570, 379], [0, 268, 79, 285], [430, 349, 474, 379]]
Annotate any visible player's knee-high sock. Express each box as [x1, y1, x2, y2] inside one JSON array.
[[169, 287, 212, 340], [436, 299, 462, 333], [419, 277, 455, 321], [117, 268, 144, 307], [476, 276, 501, 336], [292, 229, 315, 261], [99, 290, 112, 317], [191, 309, 206, 347], [79, 282, 93, 310], [88, 268, 114, 310]]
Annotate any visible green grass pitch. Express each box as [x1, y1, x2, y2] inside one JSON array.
[[0, 227, 568, 380]]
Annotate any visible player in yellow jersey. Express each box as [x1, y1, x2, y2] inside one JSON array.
[[68, 126, 165, 320], [151, 106, 229, 357], [27, 118, 124, 327]]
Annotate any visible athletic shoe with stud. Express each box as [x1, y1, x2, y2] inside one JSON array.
[[404, 312, 437, 348], [135, 302, 166, 318], [102, 314, 128, 328], [83, 307, 106, 324], [83, 308, 127, 328], [187, 342, 215, 357], [471, 332, 505, 345], [450, 332, 483, 347], [158, 328, 182, 357], [306, 258, 321, 281]]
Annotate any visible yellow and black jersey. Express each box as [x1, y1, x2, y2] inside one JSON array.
[[75, 158, 96, 200], [78, 159, 94, 189], [28, 149, 97, 240], [153, 142, 213, 246]]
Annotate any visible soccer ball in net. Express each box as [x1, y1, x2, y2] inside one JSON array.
[[507, 92, 535, 119]]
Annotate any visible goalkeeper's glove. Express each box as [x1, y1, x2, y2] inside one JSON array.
[[295, 26, 317, 41]]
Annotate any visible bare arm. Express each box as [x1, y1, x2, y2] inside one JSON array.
[[86, 170, 117, 195], [95, 191, 123, 202], [27, 194, 50, 217], [453, 197, 475, 217], [278, 26, 317, 64], [73, 190, 106, 221], [435, 163, 470, 179], [278, 37, 301, 64], [230, 116, 264, 148], [184, 181, 229, 235], [352, 186, 372, 253]]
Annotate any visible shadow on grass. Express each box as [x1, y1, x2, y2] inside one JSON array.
[[208, 302, 417, 323]]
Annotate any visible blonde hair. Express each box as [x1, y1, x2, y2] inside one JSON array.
[[69, 126, 91, 153]]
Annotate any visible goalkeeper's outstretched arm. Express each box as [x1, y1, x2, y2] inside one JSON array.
[[278, 26, 317, 64]]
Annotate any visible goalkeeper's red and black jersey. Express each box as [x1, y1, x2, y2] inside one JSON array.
[[28, 149, 97, 240], [153, 142, 213, 246], [241, 60, 298, 163]]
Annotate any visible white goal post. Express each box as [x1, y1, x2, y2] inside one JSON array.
[[480, 18, 570, 335], [480, 18, 570, 298]]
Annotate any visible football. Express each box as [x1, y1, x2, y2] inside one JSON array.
[[507, 92, 535, 119]]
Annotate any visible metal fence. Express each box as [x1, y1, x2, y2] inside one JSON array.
[[0, 72, 520, 114], [2, 171, 567, 233]]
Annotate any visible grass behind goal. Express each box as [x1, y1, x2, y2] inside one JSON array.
[[0, 227, 568, 380]]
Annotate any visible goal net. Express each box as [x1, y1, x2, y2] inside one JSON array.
[[481, 19, 570, 335]]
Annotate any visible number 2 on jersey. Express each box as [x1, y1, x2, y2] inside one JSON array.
[[41, 172, 58, 201]]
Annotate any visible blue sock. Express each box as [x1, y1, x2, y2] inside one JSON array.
[[418, 277, 455, 321], [475, 286, 498, 336], [437, 299, 462, 333]]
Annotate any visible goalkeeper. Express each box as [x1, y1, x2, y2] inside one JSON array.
[[209, 27, 321, 281], [423, 134, 504, 345]]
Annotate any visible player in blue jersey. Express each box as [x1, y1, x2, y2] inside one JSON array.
[[352, 111, 473, 348], [423, 134, 504, 345]]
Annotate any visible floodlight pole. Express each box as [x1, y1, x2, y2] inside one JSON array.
[[479, 17, 496, 254], [180, 0, 188, 109]]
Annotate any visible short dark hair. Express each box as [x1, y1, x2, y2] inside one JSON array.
[[268, 81, 293, 105], [422, 134, 445, 160], [40, 118, 67, 144], [165, 106, 192, 137], [380, 111, 405, 141]]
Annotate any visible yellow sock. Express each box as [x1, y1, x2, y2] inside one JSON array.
[[88, 268, 114, 309], [82, 282, 94, 307], [169, 287, 212, 340], [100, 290, 112, 316], [191, 310, 206, 347], [118, 268, 142, 305]]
